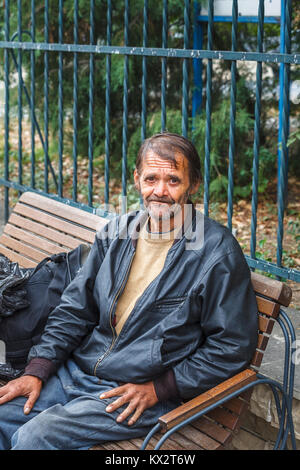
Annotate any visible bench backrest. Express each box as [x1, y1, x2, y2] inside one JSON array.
[[250, 272, 292, 370], [0, 192, 107, 268]]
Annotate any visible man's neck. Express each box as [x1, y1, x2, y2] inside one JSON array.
[[148, 207, 185, 234]]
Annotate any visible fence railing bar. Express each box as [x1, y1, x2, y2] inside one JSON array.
[[30, 0, 36, 190], [58, 0, 64, 198], [0, 179, 99, 215], [4, 0, 10, 223], [1, 41, 299, 65], [245, 255, 300, 283], [44, 0, 49, 193], [17, 0, 23, 190], [192, 2, 202, 127], [276, 0, 291, 275], [181, 0, 190, 138], [72, 0, 79, 203], [141, 0, 148, 143], [203, 0, 214, 217], [121, 0, 129, 214], [105, 0, 112, 208], [8, 34, 58, 193], [227, 0, 238, 233], [161, 0, 168, 132], [88, 0, 95, 208], [250, 0, 264, 260]]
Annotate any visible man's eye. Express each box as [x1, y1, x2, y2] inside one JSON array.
[[145, 176, 155, 182], [170, 177, 179, 184]]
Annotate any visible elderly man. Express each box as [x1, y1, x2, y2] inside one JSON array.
[[0, 133, 257, 450]]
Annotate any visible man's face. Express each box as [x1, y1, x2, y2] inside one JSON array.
[[134, 150, 198, 224]]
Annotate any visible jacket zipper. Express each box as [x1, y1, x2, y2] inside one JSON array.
[[93, 252, 135, 376]]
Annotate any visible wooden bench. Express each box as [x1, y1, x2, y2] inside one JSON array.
[[0, 191, 296, 450]]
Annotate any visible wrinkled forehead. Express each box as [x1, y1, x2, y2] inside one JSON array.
[[142, 150, 189, 173]]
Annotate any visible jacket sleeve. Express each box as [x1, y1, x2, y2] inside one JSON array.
[[171, 249, 258, 400], [27, 237, 104, 371]]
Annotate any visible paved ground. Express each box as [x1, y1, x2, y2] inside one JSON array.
[[260, 306, 300, 397]]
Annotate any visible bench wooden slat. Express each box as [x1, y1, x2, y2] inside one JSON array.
[[129, 437, 156, 450], [251, 271, 292, 307], [13, 203, 96, 244], [206, 406, 240, 431], [111, 440, 139, 451], [126, 437, 157, 450], [256, 296, 280, 318], [258, 315, 275, 335], [93, 433, 192, 451], [19, 191, 107, 232], [257, 333, 269, 351], [176, 423, 223, 450], [0, 244, 37, 268], [222, 396, 248, 415], [192, 416, 233, 446], [3, 224, 63, 255], [0, 234, 48, 262], [145, 434, 187, 451], [251, 350, 264, 368], [7, 214, 82, 250], [133, 431, 203, 451], [158, 369, 257, 432], [151, 433, 195, 451], [97, 441, 124, 451], [160, 430, 204, 450]]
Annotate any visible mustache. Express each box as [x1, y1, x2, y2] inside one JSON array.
[[146, 195, 175, 204]]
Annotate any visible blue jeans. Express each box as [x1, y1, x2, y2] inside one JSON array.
[[0, 359, 179, 450]]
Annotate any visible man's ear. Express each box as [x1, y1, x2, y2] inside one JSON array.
[[189, 179, 200, 196], [133, 168, 140, 191]]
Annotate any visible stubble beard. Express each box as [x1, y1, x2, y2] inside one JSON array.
[[143, 192, 190, 231]]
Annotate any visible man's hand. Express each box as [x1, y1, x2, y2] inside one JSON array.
[[100, 381, 158, 426], [0, 375, 42, 415]]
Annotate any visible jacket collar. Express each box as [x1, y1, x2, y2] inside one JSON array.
[[129, 202, 197, 249]]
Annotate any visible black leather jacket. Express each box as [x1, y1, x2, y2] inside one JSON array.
[[28, 209, 258, 400]]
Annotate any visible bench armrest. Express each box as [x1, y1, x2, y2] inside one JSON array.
[[158, 368, 257, 431]]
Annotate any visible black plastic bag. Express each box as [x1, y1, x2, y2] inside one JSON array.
[[0, 255, 31, 319]]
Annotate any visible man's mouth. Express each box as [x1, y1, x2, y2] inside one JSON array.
[[147, 197, 174, 205], [150, 201, 169, 205]]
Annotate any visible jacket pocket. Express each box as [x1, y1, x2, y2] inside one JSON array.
[[154, 296, 186, 312]]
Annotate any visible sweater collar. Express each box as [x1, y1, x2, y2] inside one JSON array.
[[129, 202, 197, 249]]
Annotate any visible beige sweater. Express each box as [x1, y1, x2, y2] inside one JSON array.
[[114, 222, 177, 335]]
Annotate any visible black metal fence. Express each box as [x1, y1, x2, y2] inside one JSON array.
[[0, 0, 299, 283]]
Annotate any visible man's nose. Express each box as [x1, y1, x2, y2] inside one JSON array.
[[153, 180, 168, 197]]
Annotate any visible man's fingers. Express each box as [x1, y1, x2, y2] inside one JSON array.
[[117, 402, 142, 425], [0, 380, 23, 404], [100, 385, 126, 400], [127, 406, 144, 426], [0, 390, 16, 405], [0, 383, 13, 398], [100, 382, 158, 426], [0, 376, 42, 413], [105, 396, 126, 413], [24, 391, 40, 415]]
